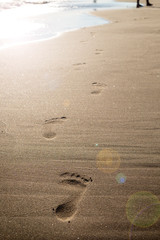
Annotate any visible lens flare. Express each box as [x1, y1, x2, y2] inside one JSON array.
[[126, 191, 160, 228], [116, 173, 126, 184], [96, 148, 120, 173]]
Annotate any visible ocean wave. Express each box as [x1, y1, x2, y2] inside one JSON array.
[[24, 0, 50, 4], [0, 0, 110, 12], [0, 0, 53, 11], [0, 0, 23, 10]]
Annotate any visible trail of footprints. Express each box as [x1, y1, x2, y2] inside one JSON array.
[[1, 47, 105, 224], [41, 50, 105, 222], [53, 172, 93, 222], [42, 81, 106, 140], [42, 82, 106, 138]]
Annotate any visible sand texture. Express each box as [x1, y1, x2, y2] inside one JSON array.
[[0, 1, 160, 239]]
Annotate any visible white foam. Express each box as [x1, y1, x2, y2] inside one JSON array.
[[0, 0, 136, 49]]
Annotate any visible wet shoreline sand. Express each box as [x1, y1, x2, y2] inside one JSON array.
[[0, 1, 160, 239]]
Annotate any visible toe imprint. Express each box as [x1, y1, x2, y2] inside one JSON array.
[[44, 116, 67, 125], [59, 172, 92, 184]]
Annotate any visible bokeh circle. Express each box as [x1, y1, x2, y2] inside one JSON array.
[[96, 148, 120, 173], [126, 191, 160, 228], [116, 173, 126, 184]]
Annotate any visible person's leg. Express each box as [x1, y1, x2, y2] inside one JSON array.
[[146, 0, 153, 6], [137, 0, 143, 7]]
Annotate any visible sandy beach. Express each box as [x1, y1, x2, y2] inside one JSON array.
[[0, 1, 160, 239]]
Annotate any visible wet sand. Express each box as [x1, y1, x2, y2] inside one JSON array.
[[0, 1, 160, 239]]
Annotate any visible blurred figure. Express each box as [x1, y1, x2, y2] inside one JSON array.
[[137, 0, 152, 8]]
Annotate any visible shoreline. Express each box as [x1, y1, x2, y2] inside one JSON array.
[[0, 0, 136, 50], [0, 1, 160, 240]]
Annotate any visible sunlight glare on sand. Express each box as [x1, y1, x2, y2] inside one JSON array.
[[0, 6, 45, 46], [0, 17, 42, 39]]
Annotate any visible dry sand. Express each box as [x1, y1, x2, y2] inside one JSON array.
[[0, 1, 160, 239]]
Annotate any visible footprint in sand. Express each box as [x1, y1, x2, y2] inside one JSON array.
[[73, 62, 86, 71], [73, 63, 86, 66], [54, 172, 92, 222], [95, 49, 103, 55], [42, 117, 67, 140], [91, 82, 107, 95]]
